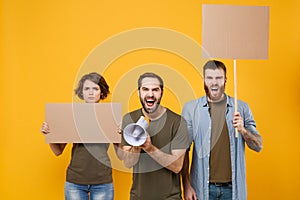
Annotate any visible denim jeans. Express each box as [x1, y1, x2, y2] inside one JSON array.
[[64, 181, 114, 200], [209, 183, 232, 200]]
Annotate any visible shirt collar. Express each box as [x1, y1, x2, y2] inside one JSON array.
[[201, 94, 233, 108]]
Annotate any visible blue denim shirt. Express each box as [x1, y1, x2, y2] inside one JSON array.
[[182, 95, 260, 200]]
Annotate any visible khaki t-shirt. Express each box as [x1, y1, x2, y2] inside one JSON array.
[[121, 108, 189, 200], [209, 97, 232, 183], [66, 143, 112, 185]]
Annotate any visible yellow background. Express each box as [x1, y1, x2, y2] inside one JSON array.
[[1, 0, 299, 199]]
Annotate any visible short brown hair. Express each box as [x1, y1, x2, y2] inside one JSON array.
[[74, 72, 110, 100], [137, 72, 164, 91], [203, 60, 227, 78]]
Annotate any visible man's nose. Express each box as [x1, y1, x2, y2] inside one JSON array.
[[147, 90, 154, 96]]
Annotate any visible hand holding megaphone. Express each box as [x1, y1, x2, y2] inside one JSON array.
[[123, 116, 149, 146]]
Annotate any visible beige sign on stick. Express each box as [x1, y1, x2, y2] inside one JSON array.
[[45, 103, 122, 143], [202, 4, 270, 59], [202, 4, 270, 137]]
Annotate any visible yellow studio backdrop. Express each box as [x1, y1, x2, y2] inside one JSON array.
[[1, 0, 299, 199]]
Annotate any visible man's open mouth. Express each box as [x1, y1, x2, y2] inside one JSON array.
[[146, 99, 155, 107]]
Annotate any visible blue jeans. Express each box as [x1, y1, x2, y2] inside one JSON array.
[[209, 183, 232, 200], [64, 181, 114, 200]]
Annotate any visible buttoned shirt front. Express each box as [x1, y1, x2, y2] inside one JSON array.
[[182, 95, 260, 200]]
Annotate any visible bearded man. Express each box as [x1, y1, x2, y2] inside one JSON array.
[[181, 60, 262, 200], [119, 72, 189, 200]]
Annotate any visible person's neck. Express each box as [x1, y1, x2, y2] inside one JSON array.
[[142, 105, 166, 121], [207, 94, 226, 103]]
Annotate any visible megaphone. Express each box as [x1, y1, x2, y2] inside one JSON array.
[[123, 116, 149, 146]]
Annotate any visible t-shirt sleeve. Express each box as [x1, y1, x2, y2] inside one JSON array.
[[241, 101, 259, 135], [171, 117, 189, 151]]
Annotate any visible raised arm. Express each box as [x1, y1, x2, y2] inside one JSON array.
[[113, 125, 141, 168], [40, 122, 67, 156], [120, 145, 141, 168], [240, 127, 262, 152], [48, 143, 67, 156], [141, 135, 186, 174], [233, 112, 262, 152]]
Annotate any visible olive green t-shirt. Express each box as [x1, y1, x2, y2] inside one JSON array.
[[66, 143, 112, 185], [209, 97, 232, 183], [121, 108, 189, 200]]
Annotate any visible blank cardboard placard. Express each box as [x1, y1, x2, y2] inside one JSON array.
[[202, 4, 270, 59], [45, 103, 122, 143]]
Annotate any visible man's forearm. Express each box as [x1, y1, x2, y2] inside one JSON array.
[[181, 152, 192, 188], [241, 128, 262, 152], [144, 145, 185, 174], [122, 146, 141, 168]]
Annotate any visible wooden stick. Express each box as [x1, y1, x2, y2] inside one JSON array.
[[234, 59, 239, 138]]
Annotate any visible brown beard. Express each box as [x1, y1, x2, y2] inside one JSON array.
[[204, 82, 226, 101], [139, 96, 161, 114]]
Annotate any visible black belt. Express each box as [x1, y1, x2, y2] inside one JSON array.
[[209, 182, 232, 187]]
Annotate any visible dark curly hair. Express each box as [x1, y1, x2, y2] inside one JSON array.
[[74, 72, 110, 100]]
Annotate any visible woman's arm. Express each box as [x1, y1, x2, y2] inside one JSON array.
[[40, 122, 67, 156]]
